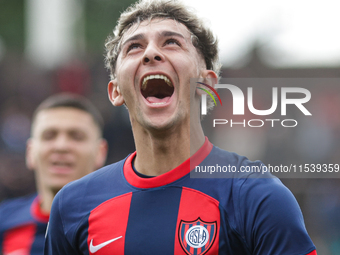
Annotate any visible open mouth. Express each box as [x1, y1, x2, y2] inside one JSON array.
[[50, 161, 73, 173], [52, 162, 72, 167], [141, 74, 174, 105]]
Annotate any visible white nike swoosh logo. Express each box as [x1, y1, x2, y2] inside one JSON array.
[[89, 236, 122, 253]]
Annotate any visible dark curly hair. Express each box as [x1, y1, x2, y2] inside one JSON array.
[[105, 0, 221, 80]]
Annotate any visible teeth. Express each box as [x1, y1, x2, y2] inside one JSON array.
[[151, 102, 166, 105], [53, 162, 70, 166], [142, 74, 173, 90]]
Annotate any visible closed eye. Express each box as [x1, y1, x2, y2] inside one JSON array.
[[68, 130, 87, 141], [127, 43, 142, 53], [42, 130, 57, 141], [164, 38, 181, 46]]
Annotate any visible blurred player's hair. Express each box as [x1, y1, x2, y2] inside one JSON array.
[[31, 93, 104, 135]]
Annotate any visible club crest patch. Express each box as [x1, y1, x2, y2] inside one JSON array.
[[179, 218, 217, 255]]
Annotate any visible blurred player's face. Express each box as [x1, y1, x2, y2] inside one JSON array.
[[108, 19, 209, 132], [26, 107, 107, 194]]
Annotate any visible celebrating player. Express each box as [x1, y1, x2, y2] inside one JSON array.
[[45, 0, 317, 254], [0, 93, 108, 254]]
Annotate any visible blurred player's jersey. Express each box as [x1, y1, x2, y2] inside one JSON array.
[[0, 194, 49, 255], [45, 138, 316, 255]]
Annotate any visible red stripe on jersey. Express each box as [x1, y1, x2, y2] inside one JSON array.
[[182, 224, 190, 248], [307, 250, 317, 255], [124, 137, 213, 189], [87, 192, 132, 255], [31, 197, 49, 223], [204, 224, 213, 250], [175, 187, 220, 255], [3, 224, 36, 255]]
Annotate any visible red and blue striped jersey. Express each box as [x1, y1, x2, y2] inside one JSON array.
[[0, 194, 49, 255], [45, 138, 316, 255]]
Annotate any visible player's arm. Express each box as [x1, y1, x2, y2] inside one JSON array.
[[237, 173, 317, 255], [44, 191, 78, 254]]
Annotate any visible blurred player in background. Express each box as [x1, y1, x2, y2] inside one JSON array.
[[45, 0, 317, 254], [0, 93, 108, 254]]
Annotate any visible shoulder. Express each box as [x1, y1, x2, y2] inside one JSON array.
[[235, 174, 295, 211], [237, 177, 316, 253], [193, 144, 299, 224], [213, 145, 264, 170], [0, 193, 37, 230], [0, 193, 36, 214], [194, 144, 267, 179], [204, 146, 295, 211], [61, 157, 127, 193], [51, 157, 131, 230], [203, 146, 315, 253], [190, 144, 282, 211]]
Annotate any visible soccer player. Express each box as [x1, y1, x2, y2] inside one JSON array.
[[45, 1, 317, 254], [0, 93, 108, 254]]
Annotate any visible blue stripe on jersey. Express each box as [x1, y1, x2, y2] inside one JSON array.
[[125, 187, 182, 254], [29, 222, 45, 254]]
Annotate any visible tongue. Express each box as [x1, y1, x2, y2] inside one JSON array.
[[146, 96, 170, 104]]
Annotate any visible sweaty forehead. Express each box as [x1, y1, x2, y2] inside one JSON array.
[[122, 18, 192, 44]]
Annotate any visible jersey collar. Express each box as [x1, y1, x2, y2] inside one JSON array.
[[30, 196, 50, 223], [123, 137, 213, 189]]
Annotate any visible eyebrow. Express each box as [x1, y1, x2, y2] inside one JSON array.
[[122, 33, 145, 48], [161, 31, 185, 40], [121, 30, 186, 48]]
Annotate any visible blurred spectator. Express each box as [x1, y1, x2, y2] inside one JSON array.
[[0, 93, 108, 254]]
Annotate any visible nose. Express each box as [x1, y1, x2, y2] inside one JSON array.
[[142, 44, 164, 64], [53, 134, 70, 152]]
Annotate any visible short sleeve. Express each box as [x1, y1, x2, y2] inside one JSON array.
[[236, 176, 316, 255]]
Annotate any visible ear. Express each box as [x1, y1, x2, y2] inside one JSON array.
[[108, 80, 125, 106], [196, 70, 218, 96], [26, 138, 35, 171], [94, 139, 108, 169]]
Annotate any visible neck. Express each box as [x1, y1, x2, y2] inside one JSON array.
[[36, 184, 58, 214], [133, 121, 205, 176]]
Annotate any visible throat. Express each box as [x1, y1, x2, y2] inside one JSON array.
[[134, 137, 190, 176]]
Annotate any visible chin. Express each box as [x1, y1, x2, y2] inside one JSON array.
[[144, 114, 182, 133], [50, 180, 74, 192], [50, 185, 64, 194]]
